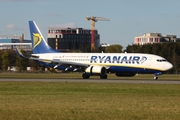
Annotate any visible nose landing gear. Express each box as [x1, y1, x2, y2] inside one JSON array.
[[154, 72, 162, 80]]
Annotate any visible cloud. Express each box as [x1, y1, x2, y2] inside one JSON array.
[[5, 24, 17, 30], [4, 24, 27, 31], [49, 23, 76, 28]]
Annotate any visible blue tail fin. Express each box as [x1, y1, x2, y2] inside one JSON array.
[[29, 21, 59, 54]]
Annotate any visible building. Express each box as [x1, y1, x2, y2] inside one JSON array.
[[0, 38, 31, 51], [47, 27, 100, 52], [134, 33, 180, 45]]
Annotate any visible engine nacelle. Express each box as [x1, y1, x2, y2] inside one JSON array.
[[115, 72, 136, 77], [85, 66, 106, 75]]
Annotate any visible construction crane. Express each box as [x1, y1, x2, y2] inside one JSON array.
[[86, 16, 109, 52], [0, 34, 24, 50], [0, 34, 20, 39], [19, 34, 24, 50]]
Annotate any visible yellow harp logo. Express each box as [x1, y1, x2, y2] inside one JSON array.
[[33, 33, 42, 49]]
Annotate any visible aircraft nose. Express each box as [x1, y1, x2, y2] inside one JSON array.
[[166, 62, 173, 70]]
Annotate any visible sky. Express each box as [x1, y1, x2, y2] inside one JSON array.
[[0, 0, 180, 49]]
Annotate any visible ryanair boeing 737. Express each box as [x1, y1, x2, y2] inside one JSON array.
[[24, 21, 173, 79]]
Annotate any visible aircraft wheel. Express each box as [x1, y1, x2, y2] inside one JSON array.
[[154, 77, 158, 80], [100, 74, 107, 79], [82, 73, 90, 79]]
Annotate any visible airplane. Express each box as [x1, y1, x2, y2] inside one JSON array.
[[19, 21, 173, 80]]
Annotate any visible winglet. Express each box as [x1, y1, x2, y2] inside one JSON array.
[[15, 45, 27, 58]]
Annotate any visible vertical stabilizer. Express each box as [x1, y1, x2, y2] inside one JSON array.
[[29, 21, 58, 53]]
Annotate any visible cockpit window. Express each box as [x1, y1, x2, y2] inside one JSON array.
[[157, 59, 167, 62]]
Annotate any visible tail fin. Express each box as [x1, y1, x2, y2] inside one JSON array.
[[29, 21, 59, 54]]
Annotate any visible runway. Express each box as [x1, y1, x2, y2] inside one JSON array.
[[0, 78, 180, 84]]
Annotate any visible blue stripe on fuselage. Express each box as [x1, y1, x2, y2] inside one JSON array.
[[109, 66, 161, 74]]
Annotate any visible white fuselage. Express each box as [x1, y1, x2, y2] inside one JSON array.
[[32, 53, 173, 72]]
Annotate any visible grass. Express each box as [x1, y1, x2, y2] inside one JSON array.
[[0, 72, 180, 80], [0, 82, 180, 120]]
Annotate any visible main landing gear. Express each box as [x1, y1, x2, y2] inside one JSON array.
[[82, 73, 90, 79], [100, 74, 107, 79], [82, 73, 107, 79]]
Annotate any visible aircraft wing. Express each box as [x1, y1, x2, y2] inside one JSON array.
[[16, 49, 89, 68], [29, 57, 89, 67]]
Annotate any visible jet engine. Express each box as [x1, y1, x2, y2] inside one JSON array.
[[85, 66, 106, 75]]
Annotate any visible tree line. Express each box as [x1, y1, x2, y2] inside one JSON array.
[[0, 50, 45, 73]]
